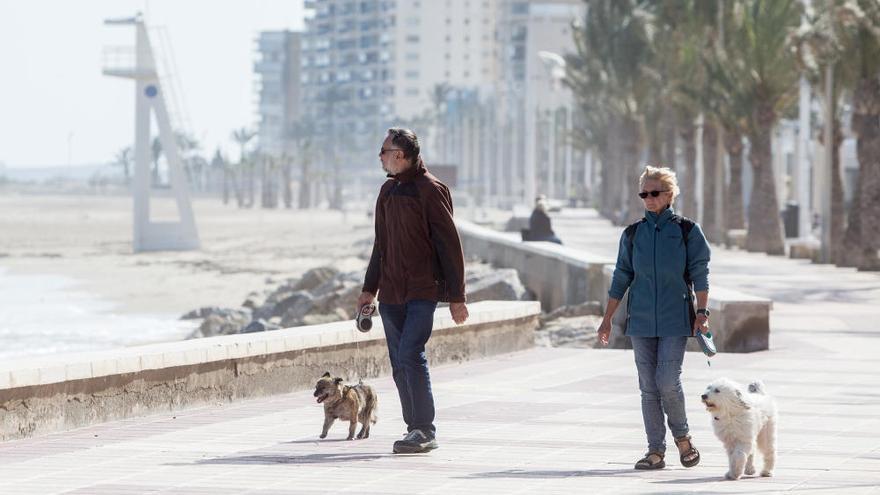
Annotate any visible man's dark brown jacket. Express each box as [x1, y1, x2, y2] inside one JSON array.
[[362, 160, 466, 304]]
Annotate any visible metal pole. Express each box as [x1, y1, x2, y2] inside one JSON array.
[[548, 110, 556, 199], [564, 107, 573, 203]]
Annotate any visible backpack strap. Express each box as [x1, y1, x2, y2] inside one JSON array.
[[670, 214, 696, 289], [624, 218, 646, 268]]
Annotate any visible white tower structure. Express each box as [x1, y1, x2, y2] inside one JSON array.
[[103, 14, 199, 252]]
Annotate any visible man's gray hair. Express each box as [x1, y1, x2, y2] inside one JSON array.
[[387, 127, 420, 165]]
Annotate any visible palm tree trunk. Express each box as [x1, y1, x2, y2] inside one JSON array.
[[622, 117, 643, 225], [830, 121, 846, 265], [702, 121, 719, 241], [647, 123, 663, 167], [842, 181, 862, 267], [678, 117, 697, 218], [298, 159, 311, 209], [724, 129, 746, 230], [664, 109, 676, 171], [851, 77, 880, 270], [745, 110, 786, 255], [599, 119, 618, 221], [282, 159, 293, 209]]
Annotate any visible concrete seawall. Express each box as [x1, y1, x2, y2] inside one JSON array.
[[458, 220, 613, 311], [0, 300, 540, 442], [458, 220, 772, 353]]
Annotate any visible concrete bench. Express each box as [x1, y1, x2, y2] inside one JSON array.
[[726, 229, 748, 249], [787, 238, 821, 261], [601, 266, 772, 353], [0, 300, 540, 442]]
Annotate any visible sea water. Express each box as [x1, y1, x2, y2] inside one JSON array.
[[0, 266, 197, 360]]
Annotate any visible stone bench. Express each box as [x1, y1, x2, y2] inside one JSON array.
[[787, 238, 821, 261], [0, 300, 540, 442], [602, 265, 772, 353]]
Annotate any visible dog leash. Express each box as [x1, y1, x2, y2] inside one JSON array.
[[354, 302, 377, 382]]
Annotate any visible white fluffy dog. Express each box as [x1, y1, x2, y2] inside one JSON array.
[[701, 378, 777, 480]]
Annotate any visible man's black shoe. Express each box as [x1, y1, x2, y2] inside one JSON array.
[[392, 430, 438, 454]]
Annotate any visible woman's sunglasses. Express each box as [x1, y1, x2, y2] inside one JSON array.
[[638, 190, 668, 199]]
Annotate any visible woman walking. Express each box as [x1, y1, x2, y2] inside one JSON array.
[[597, 166, 711, 470]]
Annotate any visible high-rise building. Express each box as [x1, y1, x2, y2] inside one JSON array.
[[299, 0, 498, 171], [254, 31, 302, 156], [493, 0, 584, 205]]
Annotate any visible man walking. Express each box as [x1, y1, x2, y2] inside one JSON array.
[[358, 128, 469, 454]]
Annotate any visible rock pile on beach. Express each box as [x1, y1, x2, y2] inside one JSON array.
[[533, 301, 605, 349], [183, 262, 534, 339]]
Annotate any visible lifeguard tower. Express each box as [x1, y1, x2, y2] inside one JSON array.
[[103, 13, 200, 252]]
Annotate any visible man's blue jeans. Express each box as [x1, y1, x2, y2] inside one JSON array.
[[630, 336, 690, 454], [379, 299, 437, 437]]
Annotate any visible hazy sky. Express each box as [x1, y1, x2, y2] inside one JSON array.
[[0, 1, 304, 168]]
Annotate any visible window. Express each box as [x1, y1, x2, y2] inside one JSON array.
[[361, 35, 379, 48], [405, 70, 419, 79], [405, 34, 420, 43], [405, 52, 419, 61], [512, 2, 529, 15], [405, 88, 419, 97]]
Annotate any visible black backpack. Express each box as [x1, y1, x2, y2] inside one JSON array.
[[624, 214, 695, 286]]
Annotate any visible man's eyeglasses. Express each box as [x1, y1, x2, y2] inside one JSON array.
[[379, 148, 403, 156], [638, 190, 668, 199]]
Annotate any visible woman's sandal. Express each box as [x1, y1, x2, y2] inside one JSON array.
[[634, 452, 665, 470], [674, 435, 700, 468]]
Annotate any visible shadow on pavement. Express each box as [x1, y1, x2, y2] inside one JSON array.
[[170, 452, 389, 466], [460, 468, 638, 479]]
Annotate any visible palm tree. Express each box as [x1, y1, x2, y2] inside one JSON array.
[[792, 0, 880, 269], [704, 0, 802, 255], [836, 1, 880, 270], [565, 0, 658, 225], [113, 146, 132, 185], [430, 83, 451, 162], [648, 0, 716, 221], [150, 136, 162, 186], [791, 3, 849, 265], [210, 149, 228, 203], [175, 132, 200, 191], [231, 127, 255, 208]]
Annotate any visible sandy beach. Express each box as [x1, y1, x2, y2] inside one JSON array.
[[0, 193, 376, 357]]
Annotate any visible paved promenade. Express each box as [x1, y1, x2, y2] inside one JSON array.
[[0, 209, 878, 494]]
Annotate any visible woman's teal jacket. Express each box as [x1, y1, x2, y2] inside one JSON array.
[[608, 207, 711, 337]]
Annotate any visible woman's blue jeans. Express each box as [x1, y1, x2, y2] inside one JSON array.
[[629, 336, 690, 454]]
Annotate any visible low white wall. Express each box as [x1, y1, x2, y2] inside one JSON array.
[[0, 300, 541, 442]]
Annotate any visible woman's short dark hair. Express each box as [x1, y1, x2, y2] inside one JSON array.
[[387, 127, 420, 164]]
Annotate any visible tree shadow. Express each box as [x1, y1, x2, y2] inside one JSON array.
[[459, 468, 638, 479], [168, 452, 388, 466], [651, 475, 725, 484], [284, 438, 352, 444]]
